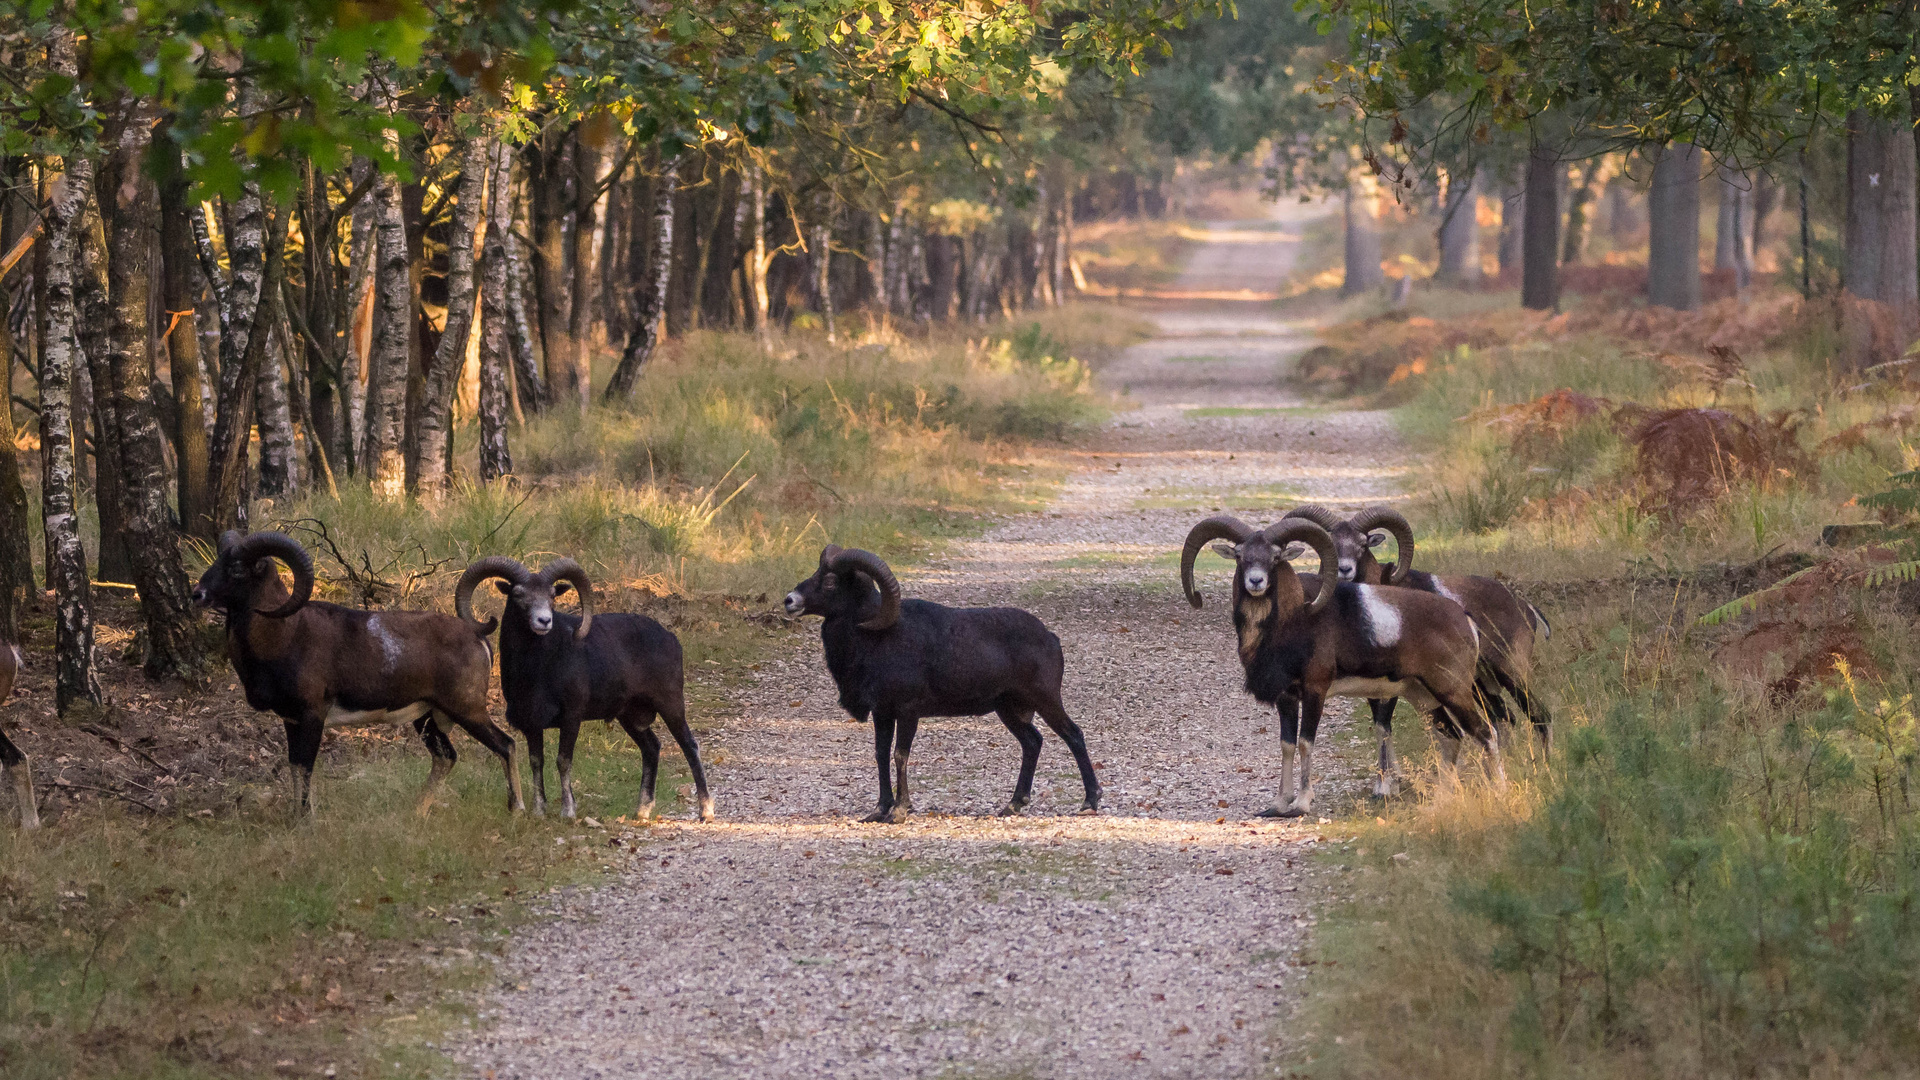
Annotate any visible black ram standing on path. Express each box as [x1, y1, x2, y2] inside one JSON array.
[[192, 531, 526, 816], [456, 557, 715, 822], [784, 545, 1102, 822]]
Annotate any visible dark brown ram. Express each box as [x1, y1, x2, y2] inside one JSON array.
[[784, 546, 1101, 822], [1180, 516, 1502, 817], [1283, 504, 1550, 795], [192, 531, 526, 816], [456, 556, 714, 822]]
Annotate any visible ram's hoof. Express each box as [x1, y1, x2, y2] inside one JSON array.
[[697, 798, 716, 823], [860, 808, 892, 823], [1255, 805, 1304, 819], [884, 804, 913, 824], [1075, 802, 1100, 816], [996, 801, 1027, 818], [634, 802, 656, 823]]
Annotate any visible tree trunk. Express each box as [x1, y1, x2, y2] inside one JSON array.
[[1606, 178, 1639, 242], [33, 42, 105, 711], [1715, 165, 1755, 289], [77, 183, 134, 583], [1560, 162, 1598, 266], [1030, 177, 1055, 308], [745, 164, 771, 345], [605, 153, 678, 401], [1521, 144, 1561, 310], [525, 131, 580, 412], [478, 139, 515, 482], [1497, 183, 1524, 279], [812, 205, 837, 337], [99, 101, 204, 680], [298, 161, 344, 487], [1842, 108, 1920, 365], [864, 208, 889, 316], [887, 201, 912, 313], [0, 159, 38, 637], [1436, 166, 1481, 285], [1752, 171, 1777, 263], [204, 113, 269, 540], [208, 207, 284, 539], [567, 136, 601, 404], [1341, 178, 1383, 296], [157, 137, 210, 542], [254, 325, 295, 498], [505, 227, 545, 414], [365, 163, 411, 500], [342, 181, 375, 473], [416, 136, 490, 493], [1648, 141, 1703, 311]]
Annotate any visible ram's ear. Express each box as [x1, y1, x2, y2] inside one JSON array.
[[1209, 541, 1237, 560], [1367, 532, 1388, 548], [1281, 542, 1308, 561], [553, 581, 572, 597]]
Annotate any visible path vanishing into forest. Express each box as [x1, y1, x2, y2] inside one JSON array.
[[455, 204, 1417, 1079]]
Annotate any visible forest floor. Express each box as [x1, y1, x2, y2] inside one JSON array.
[[453, 205, 1419, 1078]]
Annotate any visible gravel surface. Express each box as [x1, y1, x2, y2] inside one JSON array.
[[453, 208, 1414, 1079]]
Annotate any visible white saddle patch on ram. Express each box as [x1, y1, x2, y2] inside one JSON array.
[[1329, 676, 1438, 712], [325, 701, 433, 729], [366, 614, 404, 673], [1432, 578, 1465, 607], [1356, 585, 1401, 647]]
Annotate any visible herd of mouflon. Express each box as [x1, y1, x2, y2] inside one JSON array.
[[0, 505, 1549, 829]]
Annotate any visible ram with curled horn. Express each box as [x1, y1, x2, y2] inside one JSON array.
[[1180, 513, 1501, 817], [458, 555, 714, 821], [784, 545, 1101, 823], [1279, 504, 1552, 791], [192, 530, 526, 817]]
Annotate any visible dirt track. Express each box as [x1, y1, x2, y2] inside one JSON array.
[[454, 206, 1417, 1079]]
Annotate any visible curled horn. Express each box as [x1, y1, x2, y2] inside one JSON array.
[[1179, 515, 1255, 609], [819, 544, 843, 569], [1349, 506, 1416, 584], [1281, 503, 1340, 530], [1259, 520, 1339, 614], [456, 556, 531, 635], [827, 548, 901, 630], [217, 529, 244, 555], [539, 558, 596, 641], [236, 532, 315, 618]]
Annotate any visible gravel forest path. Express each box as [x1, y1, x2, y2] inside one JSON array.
[[456, 207, 1417, 1079]]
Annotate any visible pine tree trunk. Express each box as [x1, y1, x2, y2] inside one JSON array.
[[365, 162, 411, 499], [99, 101, 204, 680], [157, 138, 210, 542], [1648, 141, 1703, 311], [1521, 144, 1561, 310], [416, 135, 491, 493], [1436, 166, 1481, 285], [605, 153, 678, 401], [33, 40, 105, 712], [205, 117, 269, 540], [77, 185, 135, 582], [1843, 108, 1920, 329], [478, 139, 515, 483], [1340, 178, 1383, 296]]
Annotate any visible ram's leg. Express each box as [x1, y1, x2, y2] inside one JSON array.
[[0, 731, 38, 830], [885, 716, 920, 824], [616, 707, 662, 822], [285, 717, 324, 819], [1370, 698, 1400, 799], [1258, 698, 1300, 818], [657, 695, 715, 822], [556, 722, 580, 819], [411, 713, 459, 816], [995, 708, 1044, 816], [523, 728, 550, 816], [1289, 691, 1325, 817], [1036, 700, 1101, 814], [442, 710, 525, 813], [1447, 690, 1506, 787], [862, 714, 898, 823], [1493, 665, 1553, 755]]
